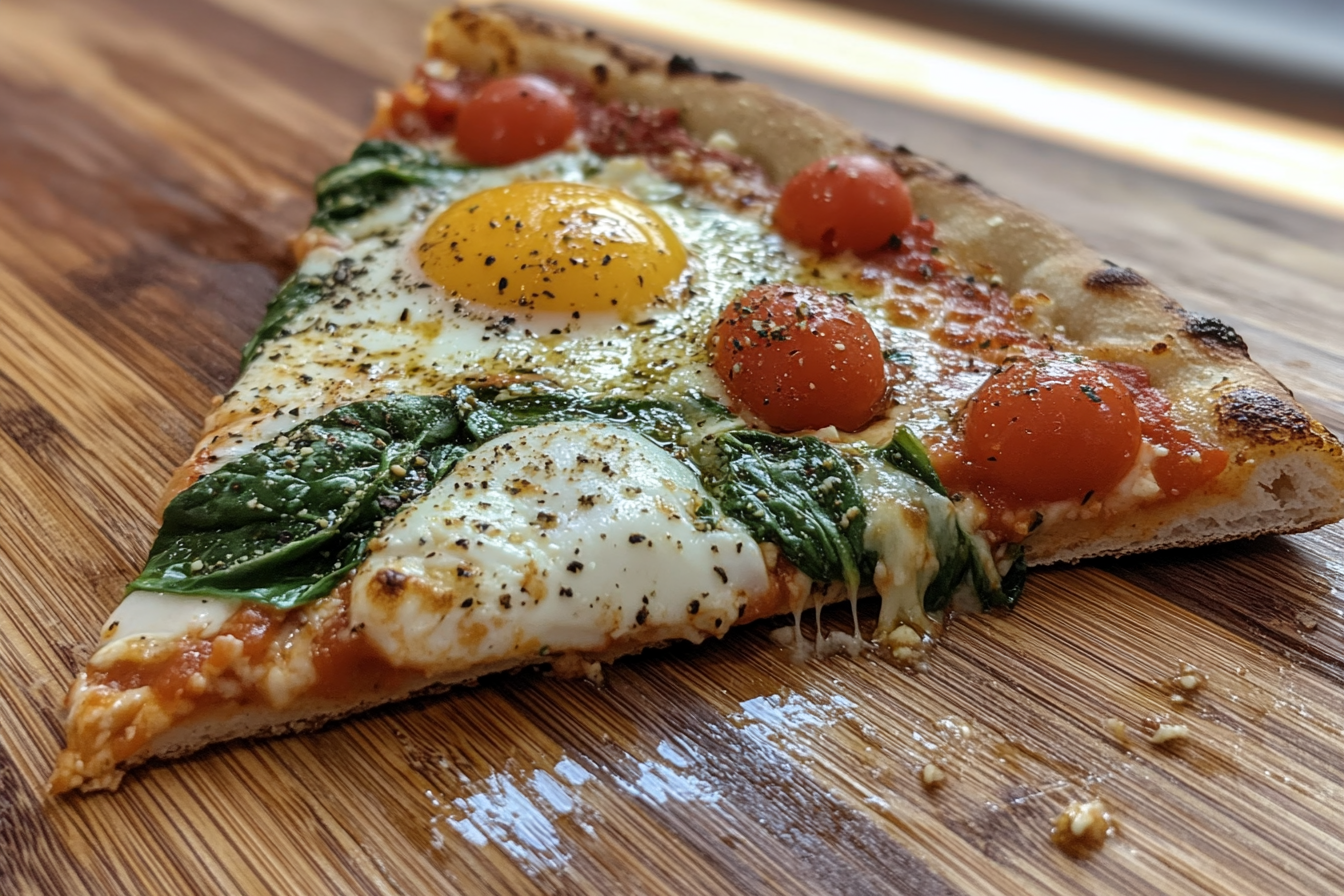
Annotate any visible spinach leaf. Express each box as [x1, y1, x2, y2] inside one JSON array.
[[452, 385, 696, 452], [703, 431, 867, 593], [969, 542, 1027, 609], [130, 395, 466, 609], [240, 273, 328, 372], [921, 514, 971, 615], [878, 425, 946, 497], [871, 428, 1028, 613], [310, 141, 470, 230]]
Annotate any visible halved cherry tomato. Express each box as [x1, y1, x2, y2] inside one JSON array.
[[960, 355, 1142, 503], [774, 155, 913, 256], [455, 75, 577, 165], [711, 284, 887, 432]]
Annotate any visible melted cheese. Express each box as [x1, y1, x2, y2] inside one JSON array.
[[94, 591, 240, 662], [854, 459, 970, 659]]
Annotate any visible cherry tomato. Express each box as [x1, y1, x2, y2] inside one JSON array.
[[455, 75, 577, 166], [961, 356, 1142, 503], [711, 284, 887, 432], [774, 155, 913, 256]]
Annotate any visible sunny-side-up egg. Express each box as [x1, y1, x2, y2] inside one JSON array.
[[349, 420, 773, 675], [198, 150, 811, 469]]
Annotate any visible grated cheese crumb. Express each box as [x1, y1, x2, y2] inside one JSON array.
[[706, 129, 739, 151], [1148, 723, 1189, 745], [1174, 662, 1206, 692], [1051, 798, 1112, 855], [1102, 717, 1128, 743]]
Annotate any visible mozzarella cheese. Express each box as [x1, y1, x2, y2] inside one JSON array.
[[95, 591, 240, 658], [349, 421, 770, 673]]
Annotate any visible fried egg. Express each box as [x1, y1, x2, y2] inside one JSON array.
[[350, 421, 770, 673], [199, 151, 802, 470]]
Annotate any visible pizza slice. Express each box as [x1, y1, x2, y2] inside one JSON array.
[[49, 5, 1344, 794]]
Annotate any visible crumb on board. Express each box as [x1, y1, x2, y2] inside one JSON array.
[[1051, 798, 1112, 856], [884, 623, 928, 665], [1143, 718, 1191, 745], [1102, 717, 1128, 744], [920, 762, 945, 788], [1173, 662, 1206, 692], [1297, 611, 1319, 631]]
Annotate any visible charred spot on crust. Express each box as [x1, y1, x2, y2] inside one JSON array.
[[449, 9, 521, 72], [666, 54, 743, 81], [608, 42, 654, 74], [592, 63, 609, 85], [1182, 314, 1249, 355], [1217, 387, 1321, 447], [667, 54, 697, 75], [952, 172, 976, 185], [1085, 264, 1148, 291], [868, 140, 933, 181]]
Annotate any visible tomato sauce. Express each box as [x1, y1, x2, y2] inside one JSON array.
[[1102, 362, 1229, 497], [376, 68, 774, 204], [90, 591, 409, 720]]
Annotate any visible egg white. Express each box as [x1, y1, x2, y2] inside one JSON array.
[[350, 421, 770, 673]]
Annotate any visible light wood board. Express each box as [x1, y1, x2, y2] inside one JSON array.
[[1, 0, 1343, 893]]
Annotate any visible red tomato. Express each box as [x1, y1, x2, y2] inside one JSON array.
[[774, 155, 913, 256], [711, 284, 887, 432], [388, 74, 473, 137], [961, 356, 1142, 503], [455, 75, 577, 166], [418, 78, 467, 132]]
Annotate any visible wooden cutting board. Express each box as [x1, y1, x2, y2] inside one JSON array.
[[2, 0, 1343, 893]]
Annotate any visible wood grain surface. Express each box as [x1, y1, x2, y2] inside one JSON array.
[[2, 0, 1343, 894]]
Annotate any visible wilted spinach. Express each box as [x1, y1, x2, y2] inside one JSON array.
[[703, 431, 868, 594], [310, 140, 471, 230], [130, 395, 467, 609], [240, 273, 328, 372]]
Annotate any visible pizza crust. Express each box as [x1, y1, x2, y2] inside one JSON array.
[[52, 5, 1344, 793], [426, 5, 1344, 563]]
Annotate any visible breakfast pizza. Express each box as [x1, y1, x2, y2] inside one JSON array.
[[49, 5, 1344, 794]]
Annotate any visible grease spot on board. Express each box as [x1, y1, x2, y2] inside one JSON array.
[[429, 764, 592, 871], [731, 689, 860, 759], [426, 739, 722, 872], [614, 738, 722, 805]]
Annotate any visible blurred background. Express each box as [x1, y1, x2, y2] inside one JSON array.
[[828, 0, 1344, 128]]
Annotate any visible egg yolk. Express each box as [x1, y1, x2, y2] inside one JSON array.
[[418, 181, 687, 319]]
